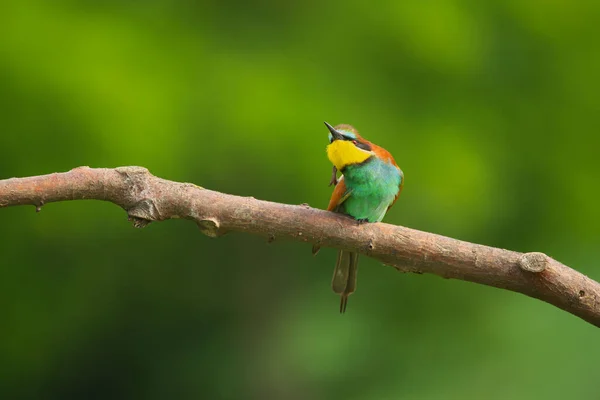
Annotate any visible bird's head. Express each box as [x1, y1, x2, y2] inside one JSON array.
[[324, 122, 374, 171]]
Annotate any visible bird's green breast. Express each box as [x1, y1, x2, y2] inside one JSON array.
[[338, 157, 402, 222]]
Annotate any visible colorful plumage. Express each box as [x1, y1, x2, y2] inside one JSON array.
[[313, 122, 404, 313]]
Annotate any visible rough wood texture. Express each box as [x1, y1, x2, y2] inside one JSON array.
[[1, 166, 599, 327]]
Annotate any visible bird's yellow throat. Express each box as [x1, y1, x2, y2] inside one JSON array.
[[326, 140, 371, 171]]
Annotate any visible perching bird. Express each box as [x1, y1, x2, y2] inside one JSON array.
[[313, 122, 404, 313]]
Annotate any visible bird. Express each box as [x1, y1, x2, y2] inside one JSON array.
[[313, 122, 404, 313]]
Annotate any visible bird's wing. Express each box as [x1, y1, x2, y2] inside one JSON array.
[[327, 176, 353, 211], [372, 145, 403, 211], [312, 176, 353, 256], [387, 167, 404, 211]]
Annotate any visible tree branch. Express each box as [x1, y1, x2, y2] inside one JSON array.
[[1, 166, 599, 327]]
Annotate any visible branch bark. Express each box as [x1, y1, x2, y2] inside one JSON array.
[[1, 166, 599, 327]]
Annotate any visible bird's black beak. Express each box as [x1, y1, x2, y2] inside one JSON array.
[[324, 121, 344, 141]]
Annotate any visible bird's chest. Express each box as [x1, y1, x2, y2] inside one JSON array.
[[342, 159, 400, 220], [345, 159, 399, 196]]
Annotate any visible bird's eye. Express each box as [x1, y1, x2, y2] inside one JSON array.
[[352, 140, 358, 145]]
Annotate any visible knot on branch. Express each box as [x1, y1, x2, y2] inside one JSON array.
[[129, 216, 151, 228], [115, 166, 150, 177], [518, 252, 549, 273], [116, 166, 151, 200], [197, 218, 225, 237], [127, 199, 161, 228]]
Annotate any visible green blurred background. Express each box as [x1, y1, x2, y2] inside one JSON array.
[[1, 0, 599, 399]]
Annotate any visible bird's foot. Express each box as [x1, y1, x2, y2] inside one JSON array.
[[355, 218, 369, 225], [328, 165, 338, 186]]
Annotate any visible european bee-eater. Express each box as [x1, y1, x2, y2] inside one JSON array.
[[313, 122, 404, 313]]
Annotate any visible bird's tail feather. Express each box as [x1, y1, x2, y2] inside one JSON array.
[[331, 250, 359, 313]]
